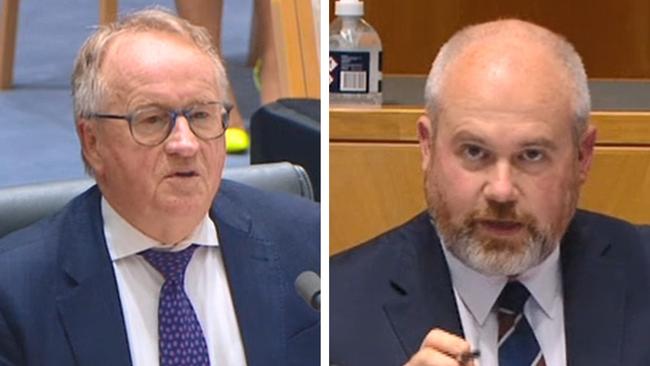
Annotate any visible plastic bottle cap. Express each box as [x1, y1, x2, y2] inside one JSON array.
[[335, 0, 364, 16]]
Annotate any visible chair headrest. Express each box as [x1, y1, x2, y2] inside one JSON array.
[[0, 162, 313, 239]]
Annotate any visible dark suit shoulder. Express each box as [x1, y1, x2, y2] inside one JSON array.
[[330, 214, 431, 316], [218, 179, 319, 228], [330, 212, 453, 366], [562, 210, 650, 365], [0, 185, 101, 272], [331, 211, 440, 303], [0, 187, 104, 365], [331, 212, 436, 306], [573, 209, 639, 232], [215, 180, 320, 365], [639, 225, 650, 244], [216, 179, 320, 272], [570, 209, 644, 254], [332, 212, 431, 270]]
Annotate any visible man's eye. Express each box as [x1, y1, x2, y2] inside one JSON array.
[[138, 113, 166, 125], [463, 145, 488, 161], [189, 110, 211, 120], [520, 149, 545, 162]]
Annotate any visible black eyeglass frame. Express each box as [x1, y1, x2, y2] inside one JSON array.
[[86, 101, 233, 146]]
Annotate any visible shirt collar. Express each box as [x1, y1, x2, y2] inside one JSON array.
[[440, 227, 561, 325], [102, 197, 220, 261], [518, 243, 561, 319]]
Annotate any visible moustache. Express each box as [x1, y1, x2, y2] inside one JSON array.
[[463, 203, 539, 231]]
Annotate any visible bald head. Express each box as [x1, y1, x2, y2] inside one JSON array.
[[424, 19, 590, 142]]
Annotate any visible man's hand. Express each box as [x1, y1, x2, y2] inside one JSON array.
[[404, 328, 476, 366]]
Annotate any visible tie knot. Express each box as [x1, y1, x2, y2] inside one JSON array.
[[498, 281, 530, 314], [140, 244, 198, 282]]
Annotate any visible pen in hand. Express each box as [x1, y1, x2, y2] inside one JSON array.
[[456, 349, 480, 365]]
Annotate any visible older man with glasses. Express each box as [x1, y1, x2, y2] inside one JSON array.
[[0, 8, 319, 366]]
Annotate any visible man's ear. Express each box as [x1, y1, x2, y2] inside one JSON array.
[[417, 115, 434, 172], [76, 119, 103, 174], [577, 124, 597, 185]]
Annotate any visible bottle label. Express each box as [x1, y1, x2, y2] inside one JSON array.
[[329, 50, 382, 94]]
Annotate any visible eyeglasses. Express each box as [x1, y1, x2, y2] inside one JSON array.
[[87, 101, 232, 146]]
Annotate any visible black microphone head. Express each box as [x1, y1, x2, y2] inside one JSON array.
[[295, 271, 320, 311]]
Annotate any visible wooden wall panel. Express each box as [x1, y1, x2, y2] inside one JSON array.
[[272, 0, 320, 98], [330, 143, 424, 252], [330, 109, 650, 143], [329, 0, 650, 77], [580, 147, 650, 221]]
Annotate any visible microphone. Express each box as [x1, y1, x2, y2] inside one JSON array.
[[295, 271, 320, 311]]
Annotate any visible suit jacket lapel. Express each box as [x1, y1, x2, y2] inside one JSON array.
[[383, 213, 463, 357], [55, 187, 132, 366], [561, 215, 626, 366], [212, 189, 286, 366], [381, 212, 628, 364]]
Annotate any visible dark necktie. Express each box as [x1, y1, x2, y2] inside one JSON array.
[[497, 281, 546, 366], [141, 244, 211, 366]]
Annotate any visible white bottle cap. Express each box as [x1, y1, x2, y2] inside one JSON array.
[[335, 0, 364, 16]]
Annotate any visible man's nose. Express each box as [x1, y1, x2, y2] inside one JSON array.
[[164, 116, 200, 156], [483, 161, 518, 203]]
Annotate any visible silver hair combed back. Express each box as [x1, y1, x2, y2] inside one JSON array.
[[71, 7, 229, 122]]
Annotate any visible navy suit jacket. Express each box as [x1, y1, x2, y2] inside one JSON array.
[[331, 210, 650, 366], [0, 180, 320, 366]]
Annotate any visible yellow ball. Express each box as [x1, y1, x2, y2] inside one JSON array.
[[225, 128, 250, 154]]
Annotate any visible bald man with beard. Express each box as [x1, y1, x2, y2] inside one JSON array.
[[331, 19, 650, 366]]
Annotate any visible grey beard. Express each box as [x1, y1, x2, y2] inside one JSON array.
[[434, 218, 556, 276]]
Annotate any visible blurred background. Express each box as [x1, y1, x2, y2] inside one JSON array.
[[0, 0, 258, 188]]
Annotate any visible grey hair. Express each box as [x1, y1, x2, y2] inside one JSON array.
[[71, 7, 229, 174], [71, 6, 229, 121], [424, 19, 591, 142]]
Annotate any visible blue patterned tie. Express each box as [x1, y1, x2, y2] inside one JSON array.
[[497, 281, 545, 366], [141, 244, 211, 366]]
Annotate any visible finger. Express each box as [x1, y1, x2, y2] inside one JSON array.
[[404, 346, 460, 366], [420, 328, 471, 357]]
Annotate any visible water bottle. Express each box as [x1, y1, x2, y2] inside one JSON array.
[[329, 0, 383, 107]]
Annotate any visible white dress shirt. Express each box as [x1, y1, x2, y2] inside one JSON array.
[[441, 239, 566, 366], [101, 198, 247, 366]]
